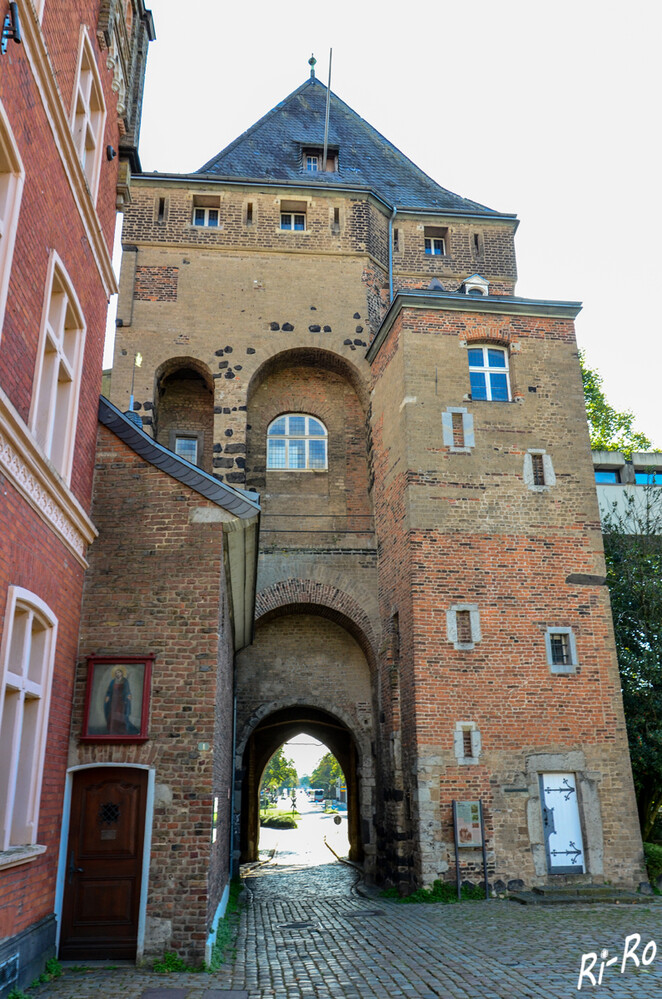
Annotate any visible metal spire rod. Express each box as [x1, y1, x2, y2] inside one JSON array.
[[322, 48, 332, 171]]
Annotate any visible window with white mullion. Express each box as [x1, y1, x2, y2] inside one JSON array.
[[31, 255, 85, 480], [71, 32, 106, 200], [0, 102, 25, 336], [0, 593, 56, 850], [267, 414, 328, 470]]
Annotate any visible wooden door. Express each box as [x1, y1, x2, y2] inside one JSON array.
[[540, 772, 586, 875], [60, 768, 148, 959]]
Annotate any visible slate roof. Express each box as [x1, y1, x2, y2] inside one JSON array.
[[198, 77, 514, 218], [98, 396, 260, 520]]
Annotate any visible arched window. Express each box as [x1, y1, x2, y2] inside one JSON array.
[[467, 346, 510, 401], [267, 414, 327, 470]]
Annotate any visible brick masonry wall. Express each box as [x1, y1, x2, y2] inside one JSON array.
[[72, 424, 234, 962], [0, 478, 85, 941], [369, 304, 645, 889]]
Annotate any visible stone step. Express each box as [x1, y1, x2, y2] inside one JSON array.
[[509, 886, 653, 905]]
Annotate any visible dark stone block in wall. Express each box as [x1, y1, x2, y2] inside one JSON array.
[[224, 346, 233, 353], [234, 365, 242, 371], [224, 371, 235, 379], [343, 339, 352, 345], [218, 360, 228, 368], [224, 444, 246, 453], [214, 459, 234, 468], [224, 429, 233, 436], [309, 325, 321, 333], [323, 325, 331, 332], [507, 879, 525, 891], [356, 325, 364, 333], [246, 347, 256, 354], [282, 322, 294, 331], [269, 322, 280, 330], [227, 472, 246, 483], [353, 312, 361, 319]]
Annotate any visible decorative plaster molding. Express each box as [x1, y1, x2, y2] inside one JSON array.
[[0, 391, 96, 566]]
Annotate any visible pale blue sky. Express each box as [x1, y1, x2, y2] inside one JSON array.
[[107, 0, 661, 446]]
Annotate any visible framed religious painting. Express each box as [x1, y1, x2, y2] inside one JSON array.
[[81, 655, 153, 742]]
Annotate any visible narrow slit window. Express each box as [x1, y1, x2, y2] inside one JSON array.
[[246, 202, 253, 225], [157, 197, 166, 223], [393, 228, 400, 253], [532, 453, 545, 485], [333, 207, 340, 226], [452, 412, 464, 447], [456, 610, 472, 645], [462, 729, 473, 758]]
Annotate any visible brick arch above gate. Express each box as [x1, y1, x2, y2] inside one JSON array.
[[255, 579, 379, 674]]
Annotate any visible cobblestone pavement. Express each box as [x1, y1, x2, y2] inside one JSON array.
[[32, 842, 662, 999]]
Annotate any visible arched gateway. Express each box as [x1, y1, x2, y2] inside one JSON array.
[[237, 705, 367, 865]]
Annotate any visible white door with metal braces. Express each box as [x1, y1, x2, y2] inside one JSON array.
[[539, 772, 585, 874]]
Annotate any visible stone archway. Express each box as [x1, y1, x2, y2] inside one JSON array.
[[238, 704, 365, 866]]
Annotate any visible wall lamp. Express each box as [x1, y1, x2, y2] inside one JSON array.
[[1, 2, 21, 55]]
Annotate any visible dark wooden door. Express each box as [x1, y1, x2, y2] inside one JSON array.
[[60, 768, 148, 959]]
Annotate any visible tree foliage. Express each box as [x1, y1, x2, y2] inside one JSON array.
[[260, 747, 298, 795], [310, 752, 343, 796], [580, 352, 652, 458], [602, 489, 662, 840]]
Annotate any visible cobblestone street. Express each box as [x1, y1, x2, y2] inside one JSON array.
[[32, 840, 662, 999]]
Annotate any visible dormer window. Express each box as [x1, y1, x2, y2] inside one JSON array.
[[463, 273, 490, 296], [301, 147, 338, 173]]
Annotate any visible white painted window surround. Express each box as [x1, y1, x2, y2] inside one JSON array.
[[453, 721, 482, 765], [446, 604, 481, 650], [0, 587, 57, 858], [441, 407, 475, 452], [71, 28, 106, 203], [523, 449, 556, 491], [29, 252, 86, 483], [545, 627, 578, 674], [0, 100, 25, 338]]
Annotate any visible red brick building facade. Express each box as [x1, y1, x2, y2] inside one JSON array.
[[0, 2, 153, 993]]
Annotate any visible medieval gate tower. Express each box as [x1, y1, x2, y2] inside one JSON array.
[[106, 72, 643, 897]]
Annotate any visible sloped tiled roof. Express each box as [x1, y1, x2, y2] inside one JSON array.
[[198, 78, 514, 218]]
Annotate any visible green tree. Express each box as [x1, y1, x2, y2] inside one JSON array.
[[603, 489, 662, 840], [260, 747, 298, 796], [580, 352, 652, 458], [310, 752, 343, 797]]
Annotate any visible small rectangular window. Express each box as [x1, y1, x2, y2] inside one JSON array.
[[635, 470, 661, 485], [306, 155, 319, 172], [424, 226, 448, 256], [456, 611, 472, 645], [595, 469, 620, 483], [333, 207, 340, 226], [545, 628, 577, 674], [174, 436, 198, 465], [451, 412, 464, 448], [193, 207, 219, 227], [246, 202, 253, 225], [393, 228, 400, 253], [157, 197, 166, 223], [280, 212, 306, 231], [532, 453, 545, 486], [462, 729, 473, 758]]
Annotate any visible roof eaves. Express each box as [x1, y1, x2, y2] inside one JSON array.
[[98, 396, 261, 519], [367, 290, 583, 362]]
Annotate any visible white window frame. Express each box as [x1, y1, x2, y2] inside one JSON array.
[[467, 345, 511, 402], [267, 413, 328, 470], [424, 236, 445, 255], [0, 587, 57, 859], [446, 604, 481, 650], [0, 101, 25, 339], [280, 212, 306, 231], [71, 28, 106, 202], [545, 627, 578, 674], [524, 449, 556, 492], [453, 721, 482, 765], [29, 252, 86, 483], [192, 206, 219, 227], [441, 407, 475, 452], [306, 154, 319, 172]]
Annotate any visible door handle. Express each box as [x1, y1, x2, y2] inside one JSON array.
[[68, 850, 84, 884]]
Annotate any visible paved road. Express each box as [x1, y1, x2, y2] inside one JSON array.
[[32, 805, 662, 998]]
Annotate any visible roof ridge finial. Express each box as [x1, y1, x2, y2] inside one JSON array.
[[308, 53, 317, 79]]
